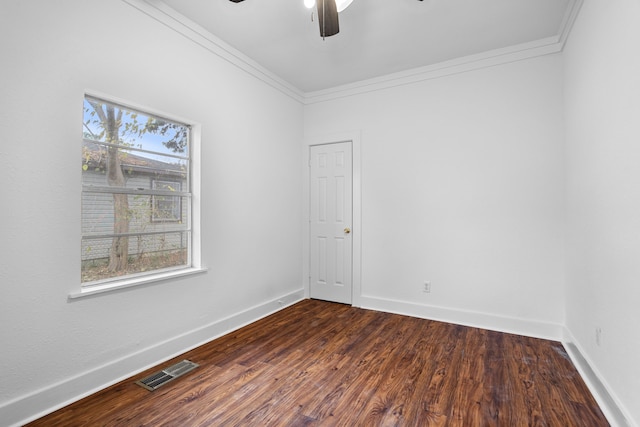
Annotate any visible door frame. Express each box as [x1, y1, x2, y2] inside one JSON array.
[[303, 131, 362, 307]]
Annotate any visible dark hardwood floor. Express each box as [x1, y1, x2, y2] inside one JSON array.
[[27, 299, 609, 426]]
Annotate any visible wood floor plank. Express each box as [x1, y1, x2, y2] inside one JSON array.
[[26, 299, 609, 427]]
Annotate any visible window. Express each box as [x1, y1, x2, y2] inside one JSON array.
[[81, 95, 193, 287], [151, 179, 182, 222]]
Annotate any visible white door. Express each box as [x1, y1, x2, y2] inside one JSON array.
[[309, 142, 353, 304]]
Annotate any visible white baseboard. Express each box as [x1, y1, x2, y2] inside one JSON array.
[[562, 329, 637, 427], [1, 289, 305, 427], [7, 291, 633, 427], [358, 295, 564, 340], [358, 295, 634, 427]]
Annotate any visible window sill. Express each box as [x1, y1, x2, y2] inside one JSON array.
[[68, 267, 208, 299]]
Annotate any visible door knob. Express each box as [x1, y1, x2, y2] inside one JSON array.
[[344, 227, 351, 234]]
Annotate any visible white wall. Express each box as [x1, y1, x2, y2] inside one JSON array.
[[2, 0, 637, 425], [564, 0, 640, 424], [304, 55, 566, 334], [0, 1, 303, 424]]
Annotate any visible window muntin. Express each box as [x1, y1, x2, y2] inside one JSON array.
[[81, 95, 191, 286]]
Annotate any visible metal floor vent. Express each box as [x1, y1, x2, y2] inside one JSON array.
[[136, 360, 199, 391]]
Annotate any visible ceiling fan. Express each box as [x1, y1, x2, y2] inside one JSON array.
[[227, 0, 346, 38], [229, 0, 423, 39]]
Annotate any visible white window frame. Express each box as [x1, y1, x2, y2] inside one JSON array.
[[71, 92, 205, 298]]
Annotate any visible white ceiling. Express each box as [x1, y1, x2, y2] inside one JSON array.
[[160, 0, 573, 93]]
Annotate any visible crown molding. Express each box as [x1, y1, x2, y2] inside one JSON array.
[[302, 37, 561, 104], [123, 0, 583, 107], [557, 0, 584, 47], [303, 0, 584, 104], [122, 0, 305, 104]]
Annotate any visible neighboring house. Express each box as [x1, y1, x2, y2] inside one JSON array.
[[81, 140, 188, 266]]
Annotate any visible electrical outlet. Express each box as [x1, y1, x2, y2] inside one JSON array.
[[595, 327, 602, 346], [423, 281, 431, 293]]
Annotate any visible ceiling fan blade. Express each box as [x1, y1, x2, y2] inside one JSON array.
[[317, 0, 339, 38]]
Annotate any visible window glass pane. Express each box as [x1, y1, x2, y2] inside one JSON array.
[[82, 95, 192, 287], [82, 193, 189, 236], [83, 96, 189, 157], [82, 141, 188, 188], [81, 232, 190, 283]]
